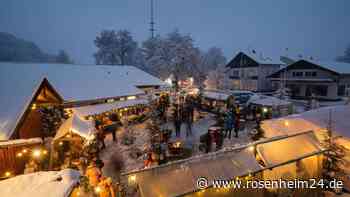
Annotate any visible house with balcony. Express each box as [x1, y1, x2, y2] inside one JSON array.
[[268, 59, 350, 100], [225, 51, 282, 92]]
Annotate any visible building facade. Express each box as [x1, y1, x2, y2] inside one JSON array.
[[268, 60, 350, 100], [226, 51, 282, 92]]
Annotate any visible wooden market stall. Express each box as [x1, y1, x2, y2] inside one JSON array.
[[51, 114, 96, 169], [248, 96, 293, 119], [0, 138, 43, 179]]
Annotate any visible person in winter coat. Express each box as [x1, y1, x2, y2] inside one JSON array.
[[173, 104, 182, 137], [85, 162, 102, 187], [234, 107, 240, 138], [97, 176, 115, 197], [224, 110, 235, 139]]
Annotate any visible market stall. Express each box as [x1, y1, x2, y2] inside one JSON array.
[[248, 96, 293, 119], [51, 114, 97, 169]]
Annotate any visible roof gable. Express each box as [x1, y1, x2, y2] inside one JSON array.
[[226, 51, 283, 69], [0, 62, 165, 140], [268, 59, 342, 78]]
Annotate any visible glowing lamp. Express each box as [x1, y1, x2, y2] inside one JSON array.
[[17, 152, 23, 157], [33, 150, 41, 158], [94, 186, 101, 194], [248, 146, 255, 152], [129, 175, 136, 182], [262, 107, 268, 113], [284, 121, 289, 126], [22, 149, 28, 153], [59, 141, 64, 146], [4, 172, 11, 177]]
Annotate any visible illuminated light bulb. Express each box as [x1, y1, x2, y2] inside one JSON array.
[[59, 141, 63, 146], [32, 150, 41, 158], [284, 121, 289, 126], [4, 172, 11, 177], [94, 186, 101, 194], [22, 149, 28, 153], [17, 152, 23, 157], [262, 107, 268, 113], [129, 175, 136, 182], [248, 146, 255, 152], [43, 150, 48, 155]]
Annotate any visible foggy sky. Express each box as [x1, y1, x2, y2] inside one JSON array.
[[1, 0, 349, 64]]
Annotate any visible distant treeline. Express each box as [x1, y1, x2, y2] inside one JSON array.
[[0, 32, 72, 64]]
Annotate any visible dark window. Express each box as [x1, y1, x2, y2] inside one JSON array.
[[305, 71, 317, 77], [338, 85, 346, 96], [292, 72, 303, 77]]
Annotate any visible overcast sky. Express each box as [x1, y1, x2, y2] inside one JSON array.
[[1, 0, 349, 64]]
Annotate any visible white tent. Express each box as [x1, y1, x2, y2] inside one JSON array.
[[261, 105, 350, 139], [0, 169, 80, 197], [54, 115, 96, 141]]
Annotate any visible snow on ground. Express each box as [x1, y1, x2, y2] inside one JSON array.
[[100, 111, 253, 181], [0, 169, 80, 197]]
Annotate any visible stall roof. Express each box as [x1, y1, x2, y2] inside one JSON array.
[[0, 62, 165, 140], [249, 96, 291, 107], [261, 105, 350, 139], [54, 114, 96, 141], [72, 98, 149, 117], [124, 132, 323, 197], [133, 148, 262, 197], [0, 137, 42, 148], [257, 132, 322, 167], [203, 90, 230, 101], [0, 169, 80, 197]]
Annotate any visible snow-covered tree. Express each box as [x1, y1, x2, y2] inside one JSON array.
[[204, 64, 230, 90], [142, 30, 202, 80], [56, 50, 73, 64], [336, 44, 350, 63], [199, 47, 226, 73], [94, 30, 137, 65]]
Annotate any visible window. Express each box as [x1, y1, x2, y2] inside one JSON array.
[[292, 72, 303, 77], [305, 71, 317, 77]]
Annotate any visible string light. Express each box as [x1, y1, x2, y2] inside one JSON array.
[[4, 171, 11, 177], [94, 186, 101, 194], [32, 149, 41, 158]]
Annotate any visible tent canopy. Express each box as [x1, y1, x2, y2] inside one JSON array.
[[124, 132, 323, 197], [257, 131, 322, 167], [72, 98, 149, 117], [261, 105, 350, 139], [54, 115, 96, 141], [0, 169, 80, 197]]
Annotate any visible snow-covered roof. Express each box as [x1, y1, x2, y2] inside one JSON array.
[[308, 60, 350, 74], [261, 105, 350, 139], [0, 137, 42, 148], [0, 169, 80, 197], [0, 62, 165, 140], [202, 90, 230, 101], [72, 98, 149, 117], [249, 96, 292, 107], [241, 50, 284, 65], [54, 114, 96, 141]]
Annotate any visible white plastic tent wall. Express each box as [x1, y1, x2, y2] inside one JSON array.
[[261, 105, 350, 139], [0, 169, 80, 197], [54, 114, 96, 141]]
